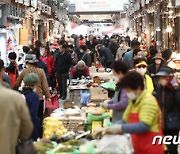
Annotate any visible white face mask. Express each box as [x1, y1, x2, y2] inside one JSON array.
[[80, 49, 84, 53], [113, 76, 119, 83], [136, 68, 147, 76], [159, 79, 168, 87], [126, 91, 138, 101], [120, 44, 123, 47], [155, 59, 162, 65]]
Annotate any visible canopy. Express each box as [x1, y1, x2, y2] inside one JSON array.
[[69, 25, 91, 36], [103, 26, 125, 35]]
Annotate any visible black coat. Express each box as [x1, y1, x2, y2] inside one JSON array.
[[99, 47, 114, 67], [55, 52, 72, 74], [155, 86, 180, 131]]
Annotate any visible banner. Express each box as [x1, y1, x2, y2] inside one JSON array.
[[75, 0, 125, 12]]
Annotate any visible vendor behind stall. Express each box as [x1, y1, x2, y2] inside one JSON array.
[[94, 71, 164, 154], [101, 60, 128, 123], [70, 60, 90, 79]]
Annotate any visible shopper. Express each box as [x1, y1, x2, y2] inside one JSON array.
[[0, 59, 33, 154], [14, 54, 51, 137], [80, 45, 92, 67], [70, 60, 90, 79], [6, 52, 18, 88], [123, 40, 140, 65], [127, 49, 142, 69], [96, 44, 114, 68], [67, 44, 78, 66], [102, 60, 128, 123], [95, 71, 164, 154], [148, 53, 165, 91], [55, 44, 72, 100], [41, 46, 55, 90], [155, 67, 180, 154], [116, 40, 129, 60], [147, 47, 158, 65], [33, 48, 50, 85], [134, 58, 154, 93], [22, 73, 40, 141]]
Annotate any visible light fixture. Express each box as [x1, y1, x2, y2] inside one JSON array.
[[166, 26, 172, 33]]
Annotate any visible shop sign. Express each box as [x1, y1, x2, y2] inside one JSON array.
[[31, 0, 38, 9]]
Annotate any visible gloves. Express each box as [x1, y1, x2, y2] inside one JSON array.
[[103, 124, 122, 134], [93, 127, 106, 139], [102, 100, 109, 109]]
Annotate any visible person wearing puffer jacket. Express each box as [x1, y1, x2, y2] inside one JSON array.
[[101, 60, 128, 123]]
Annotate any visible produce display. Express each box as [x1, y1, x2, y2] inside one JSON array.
[[43, 117, 68, 139]]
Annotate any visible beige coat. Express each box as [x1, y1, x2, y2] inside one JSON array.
[[0, 85, 33, 154]]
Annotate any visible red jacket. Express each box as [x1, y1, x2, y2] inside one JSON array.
[[41, 55, 55, 76], [70, 66, 90, 79]]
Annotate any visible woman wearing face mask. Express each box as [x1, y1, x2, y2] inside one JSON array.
[[101, 60, 128, 123], [155, 67, 180, 154], [134, 58, 154, 93], [148, 53, 165, 91], [79, 45, 92, 67], [94, 72, 164, 154]]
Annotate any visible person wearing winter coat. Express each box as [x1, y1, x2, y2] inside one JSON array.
[[94, 72, 164, 154], [0, 59, 33, 154], [155, 67, 180, 154], [134, 58, 154, 93], [96, 44, 114, 68], [22, 73, 40, 141], [102, 60, 128, 123], [70, 60, 90, 79], [41, 46, 55, 90], [148, 53, 165, 91], [80, 45, 92, 67], [6, 52, 18, 88]]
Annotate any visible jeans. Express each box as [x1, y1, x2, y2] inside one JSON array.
[[57, 73, 68, 98]]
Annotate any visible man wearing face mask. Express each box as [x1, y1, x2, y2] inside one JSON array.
[[148, 53, 165, 91], [134, 58, 154, 93], [101, 60, 128, 123], [94, 72, 164, 154], [155, 67, 180, 154], [116, 40, 129, 60]]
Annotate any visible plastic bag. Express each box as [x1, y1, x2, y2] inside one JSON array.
[[95, 134, 134, 154], [100, 82, 116, 91], [80, 90, 90, 105], [87, 113, 109, 123]]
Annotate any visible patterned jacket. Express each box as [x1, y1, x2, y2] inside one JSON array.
[[14, 66, 51, 99]]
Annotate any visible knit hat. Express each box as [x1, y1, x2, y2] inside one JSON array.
[[155, 67, 174, 77], [23, 73, 39, 86]]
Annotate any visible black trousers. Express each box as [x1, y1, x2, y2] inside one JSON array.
[[57, 73, 68, 97], [38, 100, 44, 138]]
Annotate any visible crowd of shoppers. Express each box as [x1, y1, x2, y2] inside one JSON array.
[[0, 33, 179, 154]]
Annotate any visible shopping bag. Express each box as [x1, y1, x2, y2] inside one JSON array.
[[45, 95, 59, 109]]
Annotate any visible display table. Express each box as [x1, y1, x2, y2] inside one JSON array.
[[69, 85, 88, 106]]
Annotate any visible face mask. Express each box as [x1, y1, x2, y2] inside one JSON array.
[[126, 92, 138, 101], [113, 76, 119, 83], [155, 59, 161, 65], [136, 68, 147, 76], [159, 79, 168, 87], [80, 49, 84, 53], [120, 44, 123, 47]]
